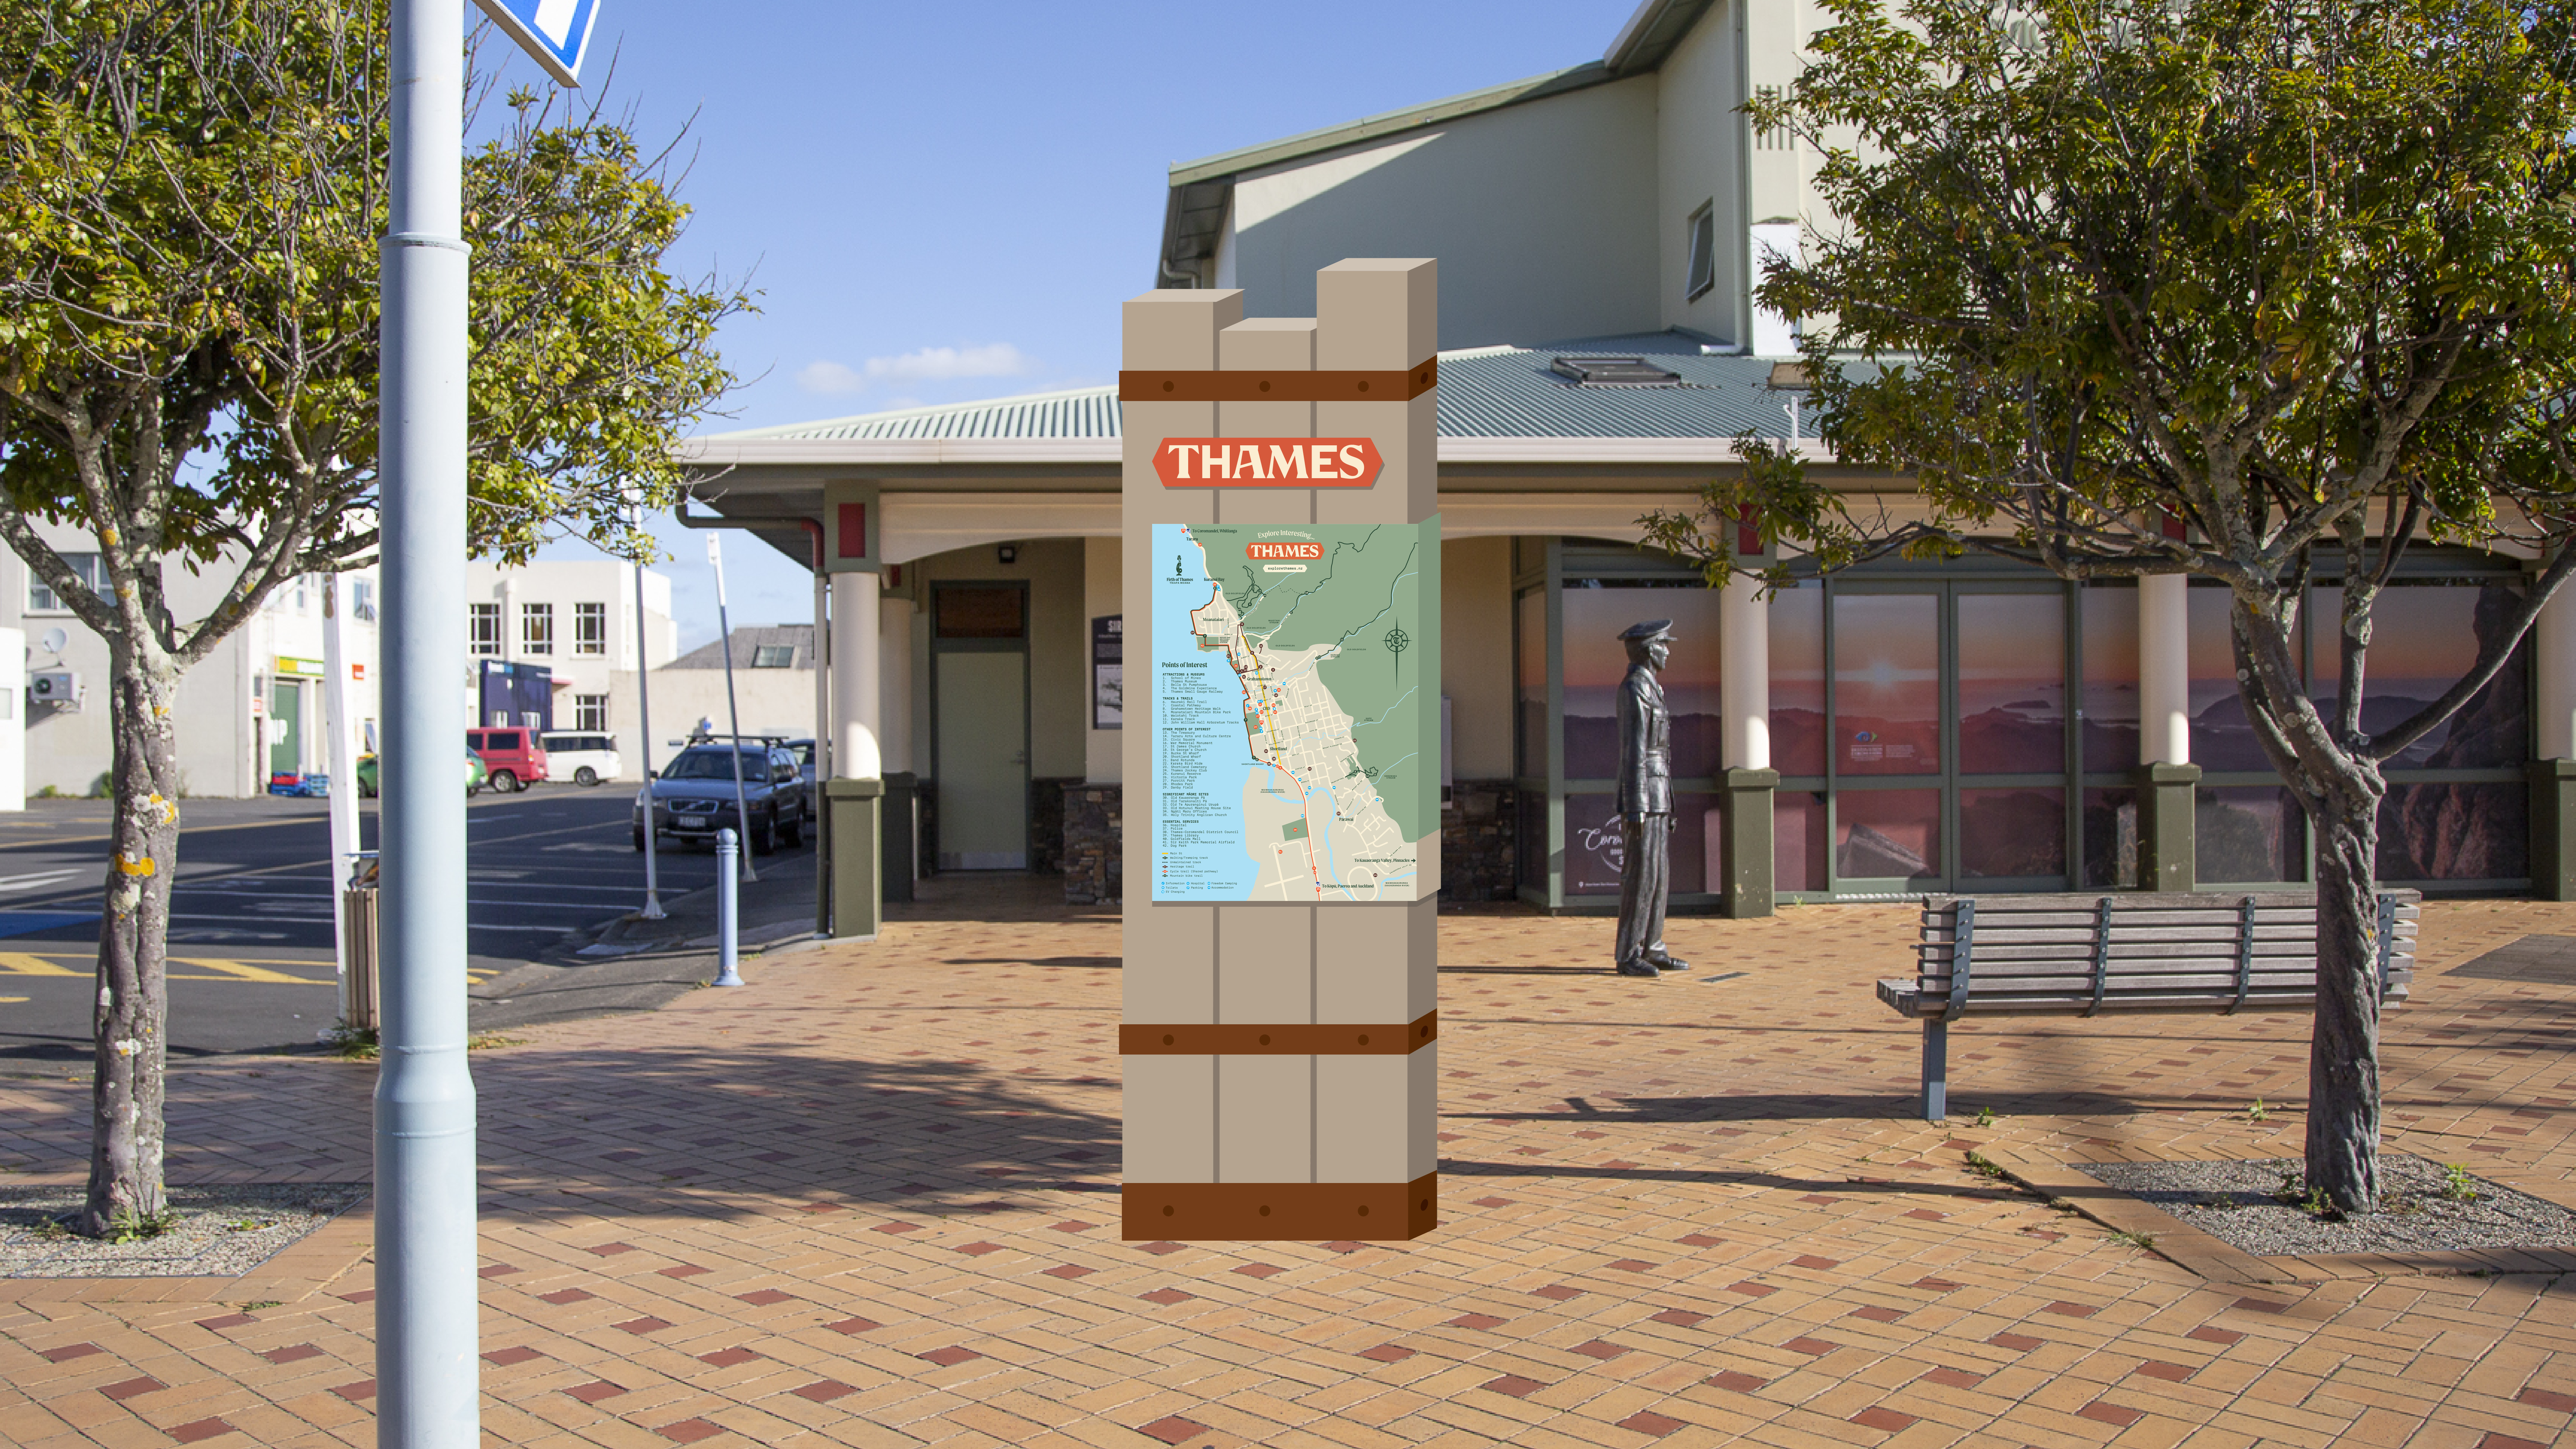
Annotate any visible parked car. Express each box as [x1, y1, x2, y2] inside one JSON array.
[[465, 727, 548, 792], [355, 747, 488, 798], [539, 731, 621, 786], [634, 743, 808, 853], [784, 737, 817, 788]]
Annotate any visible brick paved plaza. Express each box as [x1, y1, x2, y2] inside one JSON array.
[[4, 881, 2573, 1448]]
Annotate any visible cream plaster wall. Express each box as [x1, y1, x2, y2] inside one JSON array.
[[1439, 536, 1516, 781], [1224, 75, 1663, 349], [1658, 3, 1749, 344]]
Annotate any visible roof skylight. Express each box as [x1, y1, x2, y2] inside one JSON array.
[[1548, 356, 1683, 388]]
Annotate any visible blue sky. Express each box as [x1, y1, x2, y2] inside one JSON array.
[[515, 0, 1638, 641]]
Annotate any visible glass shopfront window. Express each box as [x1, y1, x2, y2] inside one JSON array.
[[1561, 585, 1720, 781], [1510, 538, 2528, 908], [1770, 582, 1826, 776]]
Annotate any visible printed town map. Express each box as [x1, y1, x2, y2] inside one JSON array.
[[1151, 521, 1437, 902]]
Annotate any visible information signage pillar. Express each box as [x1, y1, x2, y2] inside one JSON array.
[[1120, 260, 1442, 1240]]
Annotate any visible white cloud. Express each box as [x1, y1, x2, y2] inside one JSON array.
[[796, 343, 1034, 395], [796, 359, 869, 394]]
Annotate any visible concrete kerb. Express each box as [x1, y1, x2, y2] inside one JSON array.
[[465, 858, 830, 1032]]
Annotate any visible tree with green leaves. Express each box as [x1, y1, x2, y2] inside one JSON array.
[[0, 0, 748, 1236], [1643, 0, 2576, 1212]]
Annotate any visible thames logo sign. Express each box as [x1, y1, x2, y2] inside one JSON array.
[[1153, 438, 1383, 488]]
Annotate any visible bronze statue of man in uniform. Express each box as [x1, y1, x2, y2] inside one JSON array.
[[1614, 619, 1689, 977]]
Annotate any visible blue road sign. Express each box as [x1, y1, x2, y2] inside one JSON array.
[[471, 0, 601, 87]]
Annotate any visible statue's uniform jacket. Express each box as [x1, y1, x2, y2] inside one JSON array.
[[1617, 664, 1671, 818]]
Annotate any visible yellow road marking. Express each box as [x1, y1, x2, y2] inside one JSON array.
[[0, 996, 25, 1003], [0, 953, 82, 976], [172, 957, 314, 984]]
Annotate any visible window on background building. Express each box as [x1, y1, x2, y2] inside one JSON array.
[[468, 603, 500, 655], [1755, 85, 1791, 150], [293, 575, 309, 612], [750, 644, 796, 668], [574, 601, 606, 654], [575, 694, 607, 732], [27, 553, 105, 611], [353, 578, 377, 621], [521, 601, 554, 655], [1684, 203, 1716, 300]]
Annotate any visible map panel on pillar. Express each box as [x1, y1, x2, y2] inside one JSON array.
[[1151, 522, 1435, 902]]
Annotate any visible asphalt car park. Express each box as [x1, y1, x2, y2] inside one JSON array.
[[0, 786, 812, 1060]]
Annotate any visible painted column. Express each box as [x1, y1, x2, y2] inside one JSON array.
[[1719, 569, 1776, 916], [827, 571, 883, 936], [1121, 260, 1441, 1241], [2136, 572, 2199, 891], [2530, 570, 2576, 898], [879, 589, 918, 902]]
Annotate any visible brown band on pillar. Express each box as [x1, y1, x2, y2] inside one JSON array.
[[1117, 360, 1437, 403], [1119, 1009, 1436, 1056], [1122, 1172, 1438, 1241]]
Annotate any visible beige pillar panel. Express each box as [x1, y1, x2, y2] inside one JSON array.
[[1120, 295, 1235, 1030], [1124, 905, 1215, 1021], [1123, 289, 1243, 369], [1312, 902, 1435, 1024], [1316, 393, 1438, 526], [1315, 1047, 1433, 1183], [1124, 1055, 1217, 1183], [1315, 259, 1437, 369], [1217, 905, 1314, 1024], [1216, 317, 1317, 527], [1217, 1056, 1314, 1183]]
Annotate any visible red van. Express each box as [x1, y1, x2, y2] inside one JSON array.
[[465, 727, 550, 792]]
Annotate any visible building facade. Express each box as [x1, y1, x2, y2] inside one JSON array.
[[0, 546, 680, 799], [679, 0, 2570, 907]]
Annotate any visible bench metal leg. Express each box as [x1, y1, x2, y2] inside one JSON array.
[[1921, 1019, 1947, 1123]]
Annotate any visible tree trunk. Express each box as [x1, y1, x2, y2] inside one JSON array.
[[2304, 783, 2386, 1216], [77, 636, 184, 1238]]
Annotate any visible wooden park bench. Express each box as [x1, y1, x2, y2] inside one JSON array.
[[1875, 891, 2419, 1122]]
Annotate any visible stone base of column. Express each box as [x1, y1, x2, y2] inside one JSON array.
[[882, 772, 917, 905], [2530, 760, 2576, 901], [1721, 768, 1778, 918], [1123, 1173, 1438, 1241], [826, 777, 883, 940], [2138, 762, 2201, 893]]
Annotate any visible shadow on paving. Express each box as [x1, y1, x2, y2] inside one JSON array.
[[464, 1046, 1119, 1221]]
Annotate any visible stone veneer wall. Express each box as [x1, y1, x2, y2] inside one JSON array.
[[1063, 783, 1121, 906], [1440, 781, 1520, 903], [1029, 777, 1078, 875]]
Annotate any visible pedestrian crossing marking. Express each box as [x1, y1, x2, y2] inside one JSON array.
[[0, 953, 82, 976]]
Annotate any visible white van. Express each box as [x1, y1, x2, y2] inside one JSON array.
[[537, 731, 622, 786]]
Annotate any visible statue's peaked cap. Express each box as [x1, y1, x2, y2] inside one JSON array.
[[1618, 619, 1676, 642]]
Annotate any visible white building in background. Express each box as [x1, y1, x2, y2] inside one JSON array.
[[0, 526, 383, 799], [630, 624, 820, 777], [0, 542, 682, 799], [465, 559, 681, 779]]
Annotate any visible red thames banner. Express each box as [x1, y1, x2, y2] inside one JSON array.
[[1151, 437, 1382, 488]]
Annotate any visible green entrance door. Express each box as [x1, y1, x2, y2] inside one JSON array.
[[269, 679, 303, 778], [930, 583, 1031, 870]]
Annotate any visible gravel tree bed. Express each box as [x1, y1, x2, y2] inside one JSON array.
[[2076, 1154, 2576, 1259], [0, 1183, 366, 1278]]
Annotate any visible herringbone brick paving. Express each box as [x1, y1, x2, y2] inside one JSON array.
[[2, 882, 2571, 1446]]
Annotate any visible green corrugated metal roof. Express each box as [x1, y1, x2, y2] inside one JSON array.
[[708, 335, 1842, 444]]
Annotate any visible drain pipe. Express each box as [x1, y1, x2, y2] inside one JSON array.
[[1159, 256, 1199, 288], [675, 501, 831, 933]]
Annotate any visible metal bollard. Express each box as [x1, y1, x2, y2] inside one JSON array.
[[712, 827, 744, 987]]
